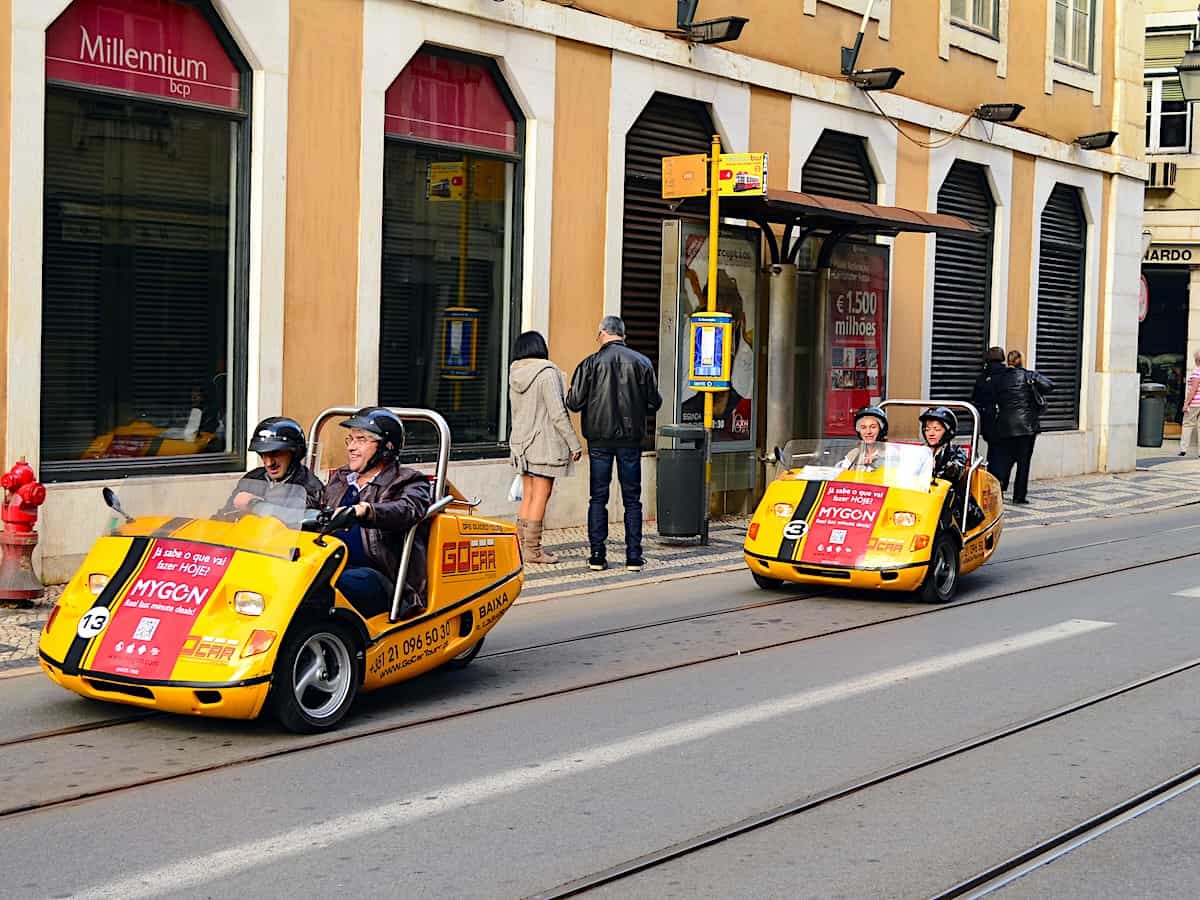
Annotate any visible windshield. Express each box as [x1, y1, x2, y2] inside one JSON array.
[[107, 478, 315, 559], [780, 438, 935, 493]]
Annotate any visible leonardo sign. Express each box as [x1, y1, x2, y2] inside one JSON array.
[[46, 0, 241, 111], [1143, 244, 1197, 265]]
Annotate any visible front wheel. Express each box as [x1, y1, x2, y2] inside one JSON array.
[[269, 619, 361, 733], [442, 636, 485, 670], [918, 532, 960, 604], [752, 572, 784, 590]]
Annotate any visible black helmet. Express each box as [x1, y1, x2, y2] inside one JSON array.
[[853, 406, 889, 440], [248, 416, 306, 456], [340, 406, 406, 456], [919, 406, 958, 446]]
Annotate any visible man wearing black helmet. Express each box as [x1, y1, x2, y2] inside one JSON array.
[[838, 406, 893, 471], [219, 417, 324, 517], [321, 407, 432, 620]]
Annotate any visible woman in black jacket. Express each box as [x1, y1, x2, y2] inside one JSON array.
[[992, 350, 1054, 504]]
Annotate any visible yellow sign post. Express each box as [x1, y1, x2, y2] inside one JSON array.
[[661, 141, 768, 543]]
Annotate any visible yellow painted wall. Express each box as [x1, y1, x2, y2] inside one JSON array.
[[282, 0, 364, 435], [1144, 169, 1200, 211], [573, 0, 1113, 148], [1005, 154, 1037, 357], [548, 40, 612, 379], [749, 86, 791, 185], [888, 124, 930, 400]]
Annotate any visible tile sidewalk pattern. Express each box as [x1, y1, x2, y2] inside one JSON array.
[[4, 453, 1199, 672]]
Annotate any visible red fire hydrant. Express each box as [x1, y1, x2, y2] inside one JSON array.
[[0, 457, 47, 604]]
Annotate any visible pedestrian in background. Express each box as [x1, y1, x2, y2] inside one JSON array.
[[1179, 350, 1200, 456], [508, 330, 582, 564], [971, 346, 1007, 473], [566, 315, 662, 572], [992, 349, 1054, 505]]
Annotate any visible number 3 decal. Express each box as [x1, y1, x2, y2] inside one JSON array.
[[77, 607, 110, 639]]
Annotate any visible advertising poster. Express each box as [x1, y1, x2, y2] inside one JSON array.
[[90, 540, 234, 678], [800, 483, 888, 566], [826, 242, 889, 436], [678, 222, 760, 449], [715, 152, 768, 196]]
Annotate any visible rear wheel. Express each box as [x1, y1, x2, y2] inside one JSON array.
[[752, 572, 784, 590], [442, 636, 485, 670], [919, 532, 960, 604], [269, 619, 361, 733]]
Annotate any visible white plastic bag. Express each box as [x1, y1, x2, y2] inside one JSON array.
[[507, 472, 523, 502]]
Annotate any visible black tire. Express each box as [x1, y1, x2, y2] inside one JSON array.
[[918, 532, 960, 604], [752, 572, 784, 590], [442, 636, 485, 670], [268, 619, 361, 734]]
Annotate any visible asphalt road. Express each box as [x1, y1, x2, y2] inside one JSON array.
[[3, 507, 1200, 899]]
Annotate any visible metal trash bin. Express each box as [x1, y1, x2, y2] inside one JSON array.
[[1137, 382, 1168, 448], [656, 424, 707, 538]]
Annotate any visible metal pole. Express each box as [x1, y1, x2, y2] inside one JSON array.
[[702, 133, 720, 542], [812, 266, 831, 437], [765, 263, 798, 459]]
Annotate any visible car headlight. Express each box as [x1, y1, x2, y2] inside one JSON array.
[[892, 511, 917, 527], [234, 591, 265, 616], [772, 502, 794, 518], [88, 573, 110, 596]]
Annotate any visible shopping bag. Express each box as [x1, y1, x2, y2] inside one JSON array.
[[507, 472, 523, 502]]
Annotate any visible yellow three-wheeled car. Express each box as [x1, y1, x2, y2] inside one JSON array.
[[39, 407, 523, 733], [744, 400, 1004, 603]]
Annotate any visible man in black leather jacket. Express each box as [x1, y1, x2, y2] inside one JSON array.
[[566, 315, 662, 572]]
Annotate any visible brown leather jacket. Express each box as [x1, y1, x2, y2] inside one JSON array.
[[322, 461, 432, 612]]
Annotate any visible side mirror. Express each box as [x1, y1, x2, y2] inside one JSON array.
[[773, 446, 786, 468], [102, 487, 135, 523]]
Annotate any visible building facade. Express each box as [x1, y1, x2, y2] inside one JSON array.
[[0, 0, 1146, 580], [1141, 0, 1200, 432]]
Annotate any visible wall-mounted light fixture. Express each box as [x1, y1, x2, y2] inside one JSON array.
[[676, 0, 749, 45], [840, 0, 903, 92], [1178, 6, 1200, 100], [1074, 131, 1118, 150], [975, 103, 1025, 123]]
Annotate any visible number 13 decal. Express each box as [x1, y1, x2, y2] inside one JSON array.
[[77, 607, 110, 639]]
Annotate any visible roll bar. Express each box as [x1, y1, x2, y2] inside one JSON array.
[[878, 399, 983, 530], [306, 406, 453, 623]]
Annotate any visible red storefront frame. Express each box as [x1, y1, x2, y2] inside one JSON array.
[[45, 0, 241, 111], [385, 51, 517, 153]]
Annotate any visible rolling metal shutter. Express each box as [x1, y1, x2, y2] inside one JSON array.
[[931, 161, 994, 403], [1035, 184, 1086, 432], [620, 94, 716, 368], [800, 130, 876, 202]]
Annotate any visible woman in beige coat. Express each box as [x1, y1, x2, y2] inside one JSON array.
[[509, 331, 582, 563]]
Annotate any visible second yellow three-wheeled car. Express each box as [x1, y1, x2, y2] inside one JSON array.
[[744, 400, 1004, 603]]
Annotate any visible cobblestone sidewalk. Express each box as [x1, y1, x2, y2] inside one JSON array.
[[5, 450, 1199, 673]]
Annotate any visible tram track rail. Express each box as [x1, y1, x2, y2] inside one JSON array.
[[523, 655, 1200, 899], [4, 528, 1200, 819]]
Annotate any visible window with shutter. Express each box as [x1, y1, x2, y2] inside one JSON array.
[[801, 130, 876, 203], [620, 94, 716, 371], [40, 0, 248, 480], [932, 161, 995, 404], [1035, 184, 1086, 432]]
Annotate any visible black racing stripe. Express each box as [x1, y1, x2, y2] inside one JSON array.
[[777, 480, 824, 560], [79, 670, 272, 690], [151, 517, 192, 537], [368, 567, 525, 646], [743, 548, 928, 572], [61, 537, 151, 677]]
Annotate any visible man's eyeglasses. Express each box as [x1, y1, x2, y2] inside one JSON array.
[[344, 435, 378, 448]]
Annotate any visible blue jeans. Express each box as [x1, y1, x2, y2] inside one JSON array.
[[336, 566, 394, 618], [587, 447, 643, 560]]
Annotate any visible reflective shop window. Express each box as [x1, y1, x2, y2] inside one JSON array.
[[379, 49, 522, 457], [42, 92, 240, 471]]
